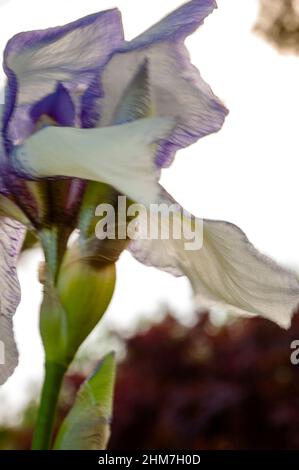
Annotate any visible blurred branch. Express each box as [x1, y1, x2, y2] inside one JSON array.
[[255, 0, 299, 53]]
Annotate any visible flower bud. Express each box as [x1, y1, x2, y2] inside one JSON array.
[[40, 246, 116, 367]]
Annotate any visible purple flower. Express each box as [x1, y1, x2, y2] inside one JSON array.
[[0, 0, 298, 385]]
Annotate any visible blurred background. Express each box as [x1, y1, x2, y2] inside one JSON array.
[[3, 312, 299, 450], [1, 0, 299, 449]]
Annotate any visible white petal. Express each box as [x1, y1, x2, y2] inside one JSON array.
[[13, 118, 175, 205], [0, 218, 25, 384], [129, 192, 299, 328]]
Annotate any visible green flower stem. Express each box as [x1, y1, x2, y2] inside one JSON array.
[[32, 361, 67, 450]]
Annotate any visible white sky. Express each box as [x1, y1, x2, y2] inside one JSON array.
[[1, 0, 299, 419]]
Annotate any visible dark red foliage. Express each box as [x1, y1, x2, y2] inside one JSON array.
[[109, 313, 299, 450]]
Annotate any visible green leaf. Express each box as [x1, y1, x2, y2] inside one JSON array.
[[53, 353, 116, 450]]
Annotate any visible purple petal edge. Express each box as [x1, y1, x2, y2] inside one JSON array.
[[156, 42, 228, 168], [125, 0, 218, 49]]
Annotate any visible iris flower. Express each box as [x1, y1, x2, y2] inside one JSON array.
[[1, 0, 298, 386]]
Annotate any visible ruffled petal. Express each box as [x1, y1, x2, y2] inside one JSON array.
[[0, 217, 25, 384], [129, 191, 299, 328], [0, 104, 9, 195], [91, 0, 227, 167], [2, 9, 124, 146], [12, 118, 175, 205], [4, 9, 123, 106]]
